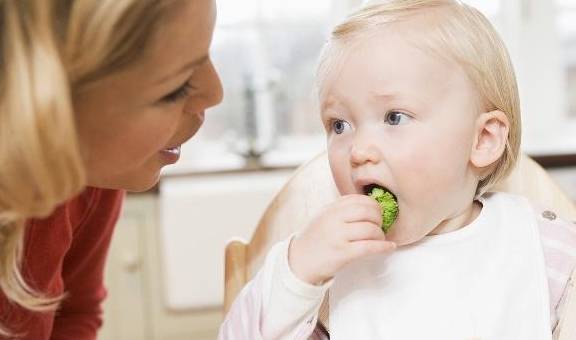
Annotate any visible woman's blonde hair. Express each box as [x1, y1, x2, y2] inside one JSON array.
[[0, 0, 179, 334], [317, 0, 521, 195]]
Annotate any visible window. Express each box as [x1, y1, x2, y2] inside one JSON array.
[[165, 0, 350, 174], [465, 0, 500, 19], [557, 0, 576, 118], [468, 0, 575, 152]]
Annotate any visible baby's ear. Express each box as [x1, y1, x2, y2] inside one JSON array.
[[470, 110, 509, 169]]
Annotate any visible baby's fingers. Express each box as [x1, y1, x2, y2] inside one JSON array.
[[344, 222, 386, 241], [342, 206, 382, 226], [348, 240, 396, 259]]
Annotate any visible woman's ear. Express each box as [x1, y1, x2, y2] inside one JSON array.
[[470, 110, 509, 169]]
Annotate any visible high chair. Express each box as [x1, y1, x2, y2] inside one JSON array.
[[223, 151, 576, 339]]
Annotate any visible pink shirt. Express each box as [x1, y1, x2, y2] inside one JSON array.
[[219, 204, 576, 339]]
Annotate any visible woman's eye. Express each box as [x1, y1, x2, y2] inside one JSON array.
[[385, 111, 411, 126], [160, 83, 192, 104], [331, 119, 351, 134]]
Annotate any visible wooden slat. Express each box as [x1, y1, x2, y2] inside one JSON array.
[[224, 239, 248, 314]]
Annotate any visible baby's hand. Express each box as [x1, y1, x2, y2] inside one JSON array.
[[288, 194, 396, 285]]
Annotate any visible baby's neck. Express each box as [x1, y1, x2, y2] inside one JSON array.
[[427, 200, 482, 235]]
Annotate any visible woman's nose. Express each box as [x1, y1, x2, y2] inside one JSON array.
[[203, 60, 223, 109], [350, 139, 382, 168]]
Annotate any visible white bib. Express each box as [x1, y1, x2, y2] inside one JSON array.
[[330, 192, 551, 340]]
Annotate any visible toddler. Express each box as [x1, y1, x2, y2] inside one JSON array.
[[220, 1, 576, 339]]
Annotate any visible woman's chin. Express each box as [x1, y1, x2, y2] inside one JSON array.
[[123, 174, 160, 192], [125, 181, 158, 192], [88, 171, 160, 192]]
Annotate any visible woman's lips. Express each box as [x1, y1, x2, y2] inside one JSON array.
[[159, 146, 181, 164], [163, 146, 181, 155], [159, 111, 204, 165]]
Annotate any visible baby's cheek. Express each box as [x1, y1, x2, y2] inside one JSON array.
[[328, 148, 351, 193], [396, 147, 460, 199], [331, 167, 353, 195]]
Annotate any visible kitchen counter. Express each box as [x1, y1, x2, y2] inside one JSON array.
[[531, 153, 576, 168]]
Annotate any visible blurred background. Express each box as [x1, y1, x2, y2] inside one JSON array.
[[100, 0, 576, 339]]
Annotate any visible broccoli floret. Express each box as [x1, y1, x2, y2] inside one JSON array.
[[369, 187, 399, 233]]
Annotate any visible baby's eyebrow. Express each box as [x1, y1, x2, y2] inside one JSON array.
[[320, 98, 337, 112], [370, 91, 400, 100], [372, 90, 430, 108]]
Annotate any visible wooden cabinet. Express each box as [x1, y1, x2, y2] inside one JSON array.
[[100, 198, 150, 339], [100, 194, 222, 340]]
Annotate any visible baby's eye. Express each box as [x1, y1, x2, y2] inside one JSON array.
[[384, 111, 411, 126], [331, 119, 351, 134]]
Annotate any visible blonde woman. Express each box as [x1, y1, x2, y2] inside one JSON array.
[[0, 0, 222, 338], [220, 1, 576, 339]]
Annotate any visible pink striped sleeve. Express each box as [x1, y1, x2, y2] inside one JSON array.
[[218, 273, 266, 340], [535, 207, 576, 330], [219, 238, 323, 340]]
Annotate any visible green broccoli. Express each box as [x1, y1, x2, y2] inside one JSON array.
[[369, 187, 399, 233]]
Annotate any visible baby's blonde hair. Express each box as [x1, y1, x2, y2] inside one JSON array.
[[317, 0, 521, 194], [0, 0, 179, 334]]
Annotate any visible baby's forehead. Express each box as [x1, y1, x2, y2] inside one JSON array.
[[319, 29, 475, 103], [335, 12, 455, 67], [319, 6, 470, 77]]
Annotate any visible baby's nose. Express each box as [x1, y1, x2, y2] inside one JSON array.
[[350, 143, 381, 167]]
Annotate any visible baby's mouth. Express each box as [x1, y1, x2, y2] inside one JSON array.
[[362, 183, 397, 201], [363, 183, 399, 233]]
